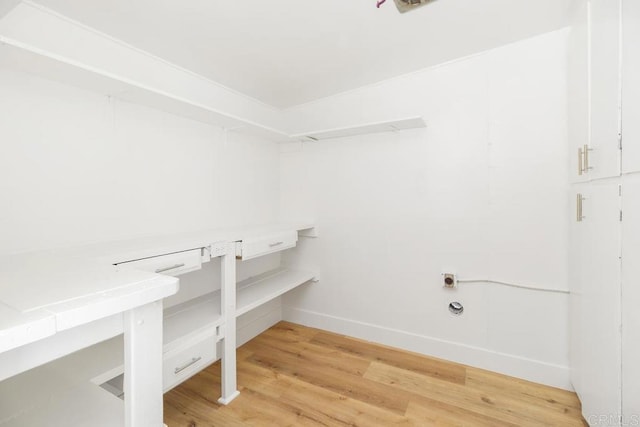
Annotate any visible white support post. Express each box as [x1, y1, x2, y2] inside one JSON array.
[[124, 300, 164, 427], [218, 242, 239, 404]]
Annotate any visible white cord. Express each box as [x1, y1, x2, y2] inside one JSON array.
[[456, 279, 569, 294]]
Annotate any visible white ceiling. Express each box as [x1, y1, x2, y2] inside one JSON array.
[[31, 0, 577, 109]]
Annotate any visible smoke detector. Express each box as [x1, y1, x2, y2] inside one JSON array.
[[393, 0, 437, 13]]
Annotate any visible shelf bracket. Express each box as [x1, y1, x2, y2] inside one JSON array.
[[298, 226, 318, 238]]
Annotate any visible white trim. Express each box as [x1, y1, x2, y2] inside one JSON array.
[[283, 306, 572, 391]]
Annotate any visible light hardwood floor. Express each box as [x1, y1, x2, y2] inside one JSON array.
[[164, 321, 585, 426]]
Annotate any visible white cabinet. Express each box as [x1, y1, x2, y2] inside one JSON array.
[[570, 2, 640, 425], [163, 332, 217, 392], [621, 175, 640, 419], [569, 0, 621, 183], [621, 0, 640, 174], [568, 1, 590, 184], [619, 0, 640, 416], [569, 187, 588, 395], [570, 180, 622, 424], [236, 231, 298, 261], [586, 0, 621, 180]]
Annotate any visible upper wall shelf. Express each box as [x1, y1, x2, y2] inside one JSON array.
[[0, 2, 426, 143], [290, 117, 426, 142], [0, 1, 287, 141], [0, 36, 288, 142]]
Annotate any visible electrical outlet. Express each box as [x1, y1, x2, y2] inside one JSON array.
[[443, 273, 457, 288]]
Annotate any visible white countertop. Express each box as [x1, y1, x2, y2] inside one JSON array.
[[0, 251, 178, 354], [61, 222, 315, 264], [0, 221, 313, 355], [0, 221, 315, 424]]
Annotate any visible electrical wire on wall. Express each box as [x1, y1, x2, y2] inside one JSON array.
[[456, 278, 569, 294]]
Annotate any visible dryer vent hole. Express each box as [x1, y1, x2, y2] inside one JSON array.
[[449, 301, 464, 315]]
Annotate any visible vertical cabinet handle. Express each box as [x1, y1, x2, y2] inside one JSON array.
[[578, 144, 593, 176], [578, 147, 584, 175], [583, 144, 591, 173], [576, 193, 585, 222]]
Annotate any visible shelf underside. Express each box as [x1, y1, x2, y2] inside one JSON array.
[[0, 40, 285, 141], [0, 338, 125, 426], [236, 268, 316, 316], [164, 267, 315, 344]]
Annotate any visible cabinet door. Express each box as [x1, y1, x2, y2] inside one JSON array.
[[621, 0, 640, 173], [569, 184, 589, 394], [589, 0, 622, 180], [570, 181, 621, 422], [621, 175, 640, 420], [568, 2, 590, 184]]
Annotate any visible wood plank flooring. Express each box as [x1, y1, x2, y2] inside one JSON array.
[[164, 321, 585, 426]]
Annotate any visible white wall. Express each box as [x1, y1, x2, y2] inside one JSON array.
[[0, 68, 280, 255], [0, 2, 287, 134], [0, 27, 573, 389], [280, 29, 571, 389]]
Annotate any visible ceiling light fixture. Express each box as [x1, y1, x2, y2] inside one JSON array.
[[377, 0, 437, 13]]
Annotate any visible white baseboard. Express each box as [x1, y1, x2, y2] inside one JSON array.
[[283, 306, 572, 391]]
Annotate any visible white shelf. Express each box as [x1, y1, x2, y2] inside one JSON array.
[[0, 265, 315, 423], [0, 218, 318, 420], [0, 3, 425, 145], [290, 116, 426, 142], [0, 0, 287, 141], [82, 268, 315, 374], [163, 293, 221, 351], [236, 268, 316, 317], [164, 268, 315, 347], [0, 339, 125, 426], [0, 39, 286, 142], [0, 382, 124, 427]]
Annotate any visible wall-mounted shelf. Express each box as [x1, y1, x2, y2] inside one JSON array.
[[54, 267, 316, 396], [0, 2, 426, 144], [164, 267, 315, 350], [164, 268, 315, 348], [0, 38, 286, 142], [290, 116, 426, 142], [1, 379, 124, 427], [163, 293, 222, 352], [236, 268, 315, 317], [0, 1, 287, 141]]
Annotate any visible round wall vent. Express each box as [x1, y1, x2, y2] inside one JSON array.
[[449, 301, 464, 315]]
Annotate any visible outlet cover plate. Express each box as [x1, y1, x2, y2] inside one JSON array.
[[443, 273, 457, 288]]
